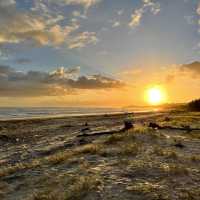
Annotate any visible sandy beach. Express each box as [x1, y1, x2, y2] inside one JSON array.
[[0, 0, 199, 199], [0, 111, 200, 199]]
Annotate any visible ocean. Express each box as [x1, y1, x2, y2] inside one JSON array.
[[0, 107, 129, 120]]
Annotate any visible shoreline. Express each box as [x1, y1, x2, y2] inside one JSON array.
[[0, 110, 162, 123]]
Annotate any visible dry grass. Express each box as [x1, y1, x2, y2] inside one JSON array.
[[32, 175, 101, 200], [133, 126, 151, 134], [126, 181, 168, 200], [65, 175, 101, 200], [0, 152, 75, 178], [104, 134, 125, 145], [161, 163, 189, 176], [1, 111, 200, 200], [0, 143, 103, 178], [153, 147, 178, 160], [191, 155, 200, 162], [188, 132, 200, 139], [0, 160, 41, 177], [76, 144, 102, 155], [33, 192, 61, 200], [119, 142, 140, 156]]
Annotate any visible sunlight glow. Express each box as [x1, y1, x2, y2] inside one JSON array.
[[146, 87, 166, 105]]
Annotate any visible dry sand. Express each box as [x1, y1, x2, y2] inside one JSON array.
[[0, 111, 199, 200]]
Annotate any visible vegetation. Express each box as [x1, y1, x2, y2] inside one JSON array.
[[0, 112, 200, 200], [188, 98, 200, 111]]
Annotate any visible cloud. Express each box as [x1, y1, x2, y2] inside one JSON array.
[[0, 0, 15, 7], [0, 65, 14, 74], [121, 68, 143, 76], [117, 10, 124, 16], [129, 0, 160, 28], [112, 21, 120, 28], [0, 65, 124, 97], [0, 1, 75, 45], [197, 2, 200, 37], [0, 48, 10, 60], [49, 66, 80, 79], [180, 61, 200, 77], [31, 0, 67, 27], [72, 10, 87, 18], [68, 31, 98, 49], [164, 61, 200, 83], [67, 74, 124, 89], [129, 8, 143, 27], [15, 58, 32, 64], [165, 74, 175, 84], [197, 2, 200, 15], [184, 16, 195, 25], [0, 0, 98, 49], [49, 0, 101, 8]]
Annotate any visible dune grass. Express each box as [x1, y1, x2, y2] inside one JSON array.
[[32, 175, 101, 200]]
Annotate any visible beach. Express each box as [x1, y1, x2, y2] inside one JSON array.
[[0, 0, 199, 199], [0, 111, 200, 199]]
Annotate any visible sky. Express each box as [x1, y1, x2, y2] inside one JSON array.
[[0, 0, 199, 107]]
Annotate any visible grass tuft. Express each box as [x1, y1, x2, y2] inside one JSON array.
[[64, 175, 101, 200]]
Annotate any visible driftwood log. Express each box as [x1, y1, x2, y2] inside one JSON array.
[[77, 119, 133, 138], [148, 122, 200, 132]]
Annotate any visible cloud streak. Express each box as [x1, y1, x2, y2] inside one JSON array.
[[50, 0, 101, 8], [0, 65, 124, 97], [129, 0, 160, 28]]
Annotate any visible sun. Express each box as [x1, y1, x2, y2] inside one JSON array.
[[146, 87, 166, 105]]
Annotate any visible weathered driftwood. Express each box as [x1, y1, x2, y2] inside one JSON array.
[[77, 120, 134, 138], [77, 129, 122, 137], [148, 122, 200, 132]]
